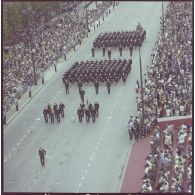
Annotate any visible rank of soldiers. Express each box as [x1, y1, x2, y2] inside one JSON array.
[[62, 59, 132, 86], [93, 30, 146, 48]]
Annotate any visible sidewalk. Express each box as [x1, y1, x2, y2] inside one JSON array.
[[4, 3, 117, 127]]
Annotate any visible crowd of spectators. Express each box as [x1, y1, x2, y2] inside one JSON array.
[[137, 2, 192, 123], [141, 122, 192, 193], [3, 1, 114, 112], [139, 2, 192, 193]]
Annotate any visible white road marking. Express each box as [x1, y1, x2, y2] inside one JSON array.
[[23, 134, 27, 138], [99, 136, 102, 141], [12, 147, 16, 152], [81, 176, 85, 180], [90, 156, 93, 161], [84, 169, 88, 174], [20, 138, 23, 142], [17, 142, 20, 146], [35, 117, 41, 121], [4, 158, 7, 163], [95, 146, 98, 150], [8, 181, 13, 183], [78, 183, 82, 187], [27, 130, 31, 133], [8, 153, 12, 158], [87, 163, 90, 167], [92, 151, 96, 156], [55, 182, 60, 185], [97, 142, 100, 145], [30, 125, 34, 129], [101, 132, 104, 136]]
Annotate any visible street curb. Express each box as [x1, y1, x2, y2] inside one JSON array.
[[118, 139, 135, 192], [6, 84, 44, 126]]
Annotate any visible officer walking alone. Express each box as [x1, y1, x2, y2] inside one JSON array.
[[119, 45, 122, 57], [94, 80, 99, 94], [39, 147, 46, 166], [65, 80, 69, 94], [92, 47, 95, 57], [106, 80, 111, 94]]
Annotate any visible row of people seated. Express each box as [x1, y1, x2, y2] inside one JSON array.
[[62, 59, 132, 85], [141, 123, 192, 193]]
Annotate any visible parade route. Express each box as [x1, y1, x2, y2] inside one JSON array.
[[4, 2, 165, 192]]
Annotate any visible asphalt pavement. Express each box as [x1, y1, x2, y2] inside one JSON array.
[[3, 2, 166, 193]]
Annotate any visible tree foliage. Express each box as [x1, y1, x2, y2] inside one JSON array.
[[3, 2, 60, 45]]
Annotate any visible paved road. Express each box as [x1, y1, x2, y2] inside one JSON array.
[[4, 2, 166, 193]]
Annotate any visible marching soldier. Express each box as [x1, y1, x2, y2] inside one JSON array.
[[43, 107, 48, 123], [102, 44, 106, 57], [94, 101, 99, 117], [54, 61, 57, 72], [79, 88, 85, 102], [78, 80, 82, 91], [129, 43, 133, 56], [91, 107, 96, 123], [50, 108, 55, 123], [65, 80, 69, 94], [92, 47, 95, 57], [56, 106, 61, 123], [119, 45, 122, 57], [85, 108, 90, 122], [59, 102, 65, 118], [80, 101, 85, 118], [94, 80, 99, 94], [77, 106, 83, 123], [106, 80, 111, 94], [108, 48, 111, 60], [39, 147, 46, 166]]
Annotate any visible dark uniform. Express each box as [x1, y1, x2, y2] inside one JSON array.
[[102, 45, 106, 57], [106, 80, 111, 94], [43, 107, 48, 123], [92, 47, 95, 57], [79, 88, 85, 102], [119, 45, 122, 56], [56, 107, 61, 123], [91, 107, 96, 123], [50, 109, 55, 123], [94, 101, 99, 117], [108, 49, 111, 60], [129, 43, 133, 56], [39, 147, 46, 166], [77, 107, 83, 122], [78, 81, 82, 91], [85, 108, 90, 122], [59, 102, 65, 117], [65, 80, 69, 94], [80, 102, 85, 117], [94, 80, 99, 94]]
